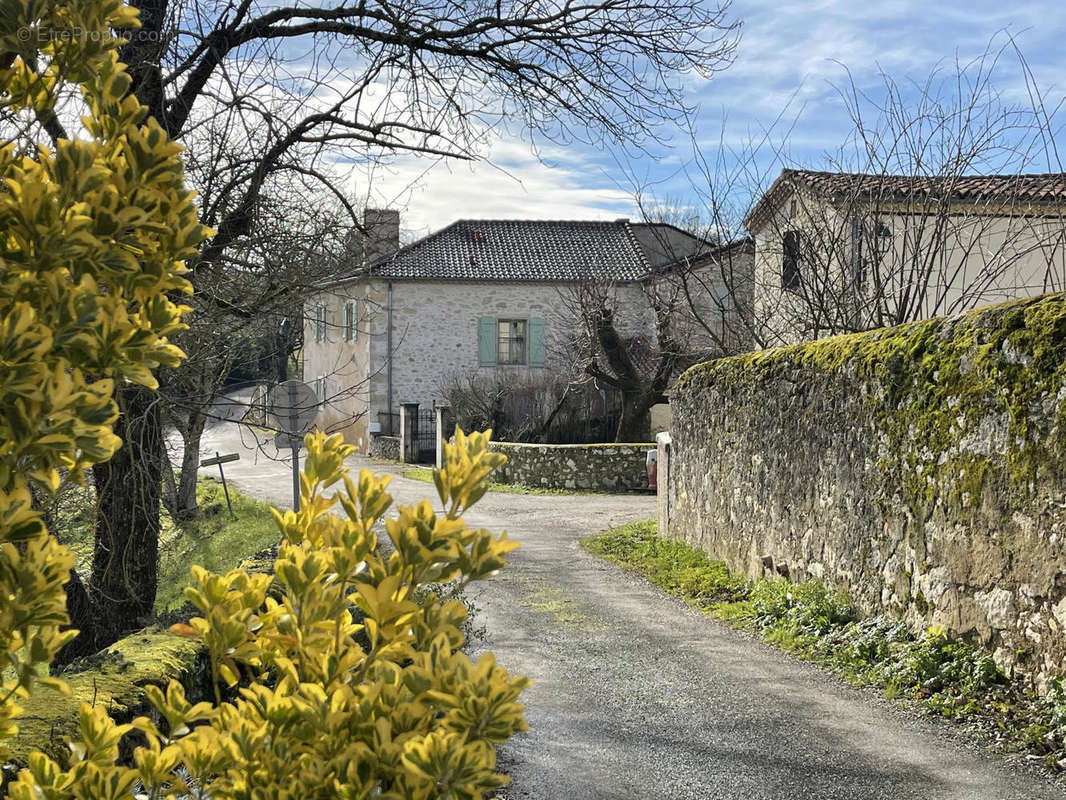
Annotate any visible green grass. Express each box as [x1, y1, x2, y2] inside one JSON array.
[[51, 477, 281, 614], [582, 519, 1066, 771], [401, 466, 578, 495]]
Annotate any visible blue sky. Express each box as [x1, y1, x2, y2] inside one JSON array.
[[343, 0, 1066, 238]]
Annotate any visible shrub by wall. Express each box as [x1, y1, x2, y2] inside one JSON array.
[[668, 293, 1066, 687], [488, 442, 653, 491]]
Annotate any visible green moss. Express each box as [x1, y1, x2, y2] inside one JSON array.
[[52, 478, 281, 614], [675, 293, 1066, 521], [10, 628, 205, 767]]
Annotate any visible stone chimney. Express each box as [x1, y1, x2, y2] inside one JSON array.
[[363, 208, 400, 265]]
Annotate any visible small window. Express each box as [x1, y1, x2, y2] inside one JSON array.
[[313, 376, 326, 403], [497, 319, 527, 365], [314, 304, 327, 342], [782, 230, 804, 291], [343, 300, 357, 341]]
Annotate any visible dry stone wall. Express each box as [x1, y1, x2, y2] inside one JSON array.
[[668, 293, 1066, 687], [489, 442, 653, 491]]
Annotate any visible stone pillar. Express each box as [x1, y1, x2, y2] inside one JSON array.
[[435, 404, 454, 469], [656, 431, 672, 538], [399, 402, 419, 463]]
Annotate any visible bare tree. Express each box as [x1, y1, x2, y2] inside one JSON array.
[[660, 37, 1066, 350], [16, 0, 740, 651]]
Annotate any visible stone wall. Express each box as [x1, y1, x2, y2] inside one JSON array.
[[667, 293, 1066, 687], [369, 434, 400, 461], [489, 441, 654, 491]]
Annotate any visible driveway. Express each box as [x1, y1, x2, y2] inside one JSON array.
[[191, 413, 1064, 799]]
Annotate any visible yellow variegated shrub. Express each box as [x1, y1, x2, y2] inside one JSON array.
[[13, 431, 529, 800], [3, 2, 528, 795], [0, 0, 200, 760]]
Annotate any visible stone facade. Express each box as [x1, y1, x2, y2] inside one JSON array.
[[488, 441, 654, 491], [667, 293, 1066, 688]]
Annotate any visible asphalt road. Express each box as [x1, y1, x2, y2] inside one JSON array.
[[190, 411, 1065, 800]]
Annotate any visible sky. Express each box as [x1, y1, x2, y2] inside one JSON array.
[[339, 0, 1066, 240]]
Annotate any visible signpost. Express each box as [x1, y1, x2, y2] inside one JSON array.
[[200, 451, 240, 517], [266, 380, 320, 511]]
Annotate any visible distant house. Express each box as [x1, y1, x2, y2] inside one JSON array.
[[302, 215, 751, 451], [745, 169, 1066, 344]]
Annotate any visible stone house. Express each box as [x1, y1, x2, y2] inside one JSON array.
[[302, 215, 751, 451], [745, 169, 1066, 344]]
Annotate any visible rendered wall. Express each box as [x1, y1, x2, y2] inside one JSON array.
[[668, 293, 1066, 686]]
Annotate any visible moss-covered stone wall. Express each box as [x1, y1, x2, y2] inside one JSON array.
[[2, 628, 207, 790], [488, 442, 654, 491], [669, 293, 1066, 687]]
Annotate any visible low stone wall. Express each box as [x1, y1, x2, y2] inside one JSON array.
[[488, 441, 654, 491], [667, 293, 1066, 688], [369, 434, 400, 461]]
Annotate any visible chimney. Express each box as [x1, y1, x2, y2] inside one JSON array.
[[363, 208, 400, 265]]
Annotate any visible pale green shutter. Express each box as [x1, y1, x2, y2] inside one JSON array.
[[478, 317, 497, 366], [529, 318, 546, 366]]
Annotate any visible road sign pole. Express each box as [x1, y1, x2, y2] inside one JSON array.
[[292, 444, 300, 512], [215, 451, 235, 518]]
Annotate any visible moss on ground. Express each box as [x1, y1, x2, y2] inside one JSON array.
[[52, 477, 281, 613], [582, 519, 1066, 771]]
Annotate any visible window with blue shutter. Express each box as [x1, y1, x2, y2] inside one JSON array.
[[477, 317, 497, 366], [529, 318, 546, 366]]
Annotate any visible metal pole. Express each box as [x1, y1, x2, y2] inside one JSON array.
[[291, 443, 300, 512], [215, 451, 235, 518]]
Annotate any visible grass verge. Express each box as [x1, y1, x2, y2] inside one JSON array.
[[401, 466, 578, 495], [53, 476, 281, 613], [581, 519, 1066, 771]]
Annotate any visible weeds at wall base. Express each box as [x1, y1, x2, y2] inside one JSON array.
[[581, 519, 1066, 772]]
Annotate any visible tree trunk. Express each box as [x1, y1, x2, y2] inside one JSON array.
[[615, 392, 653, 442], [174, 414, 207, 520], [79, 383, 163, 647]]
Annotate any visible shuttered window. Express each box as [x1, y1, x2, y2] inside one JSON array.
[[478, 316, 546, 366], [782, 230, 804, 291], [314, 304, 327, 342]]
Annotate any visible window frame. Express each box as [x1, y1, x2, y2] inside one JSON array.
[[496, 318, 528, 366], [314, 303, 327, 343], [343, 299, 357, 342], [781, 230, 804, 292]]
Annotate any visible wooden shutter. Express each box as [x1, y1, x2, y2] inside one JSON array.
[[529, 317, 546, 366], [477, 317, 497, 366]]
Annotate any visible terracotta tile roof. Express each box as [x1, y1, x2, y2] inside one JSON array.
[[744, 169, 1066, 232], [369, 219, 712, 282]]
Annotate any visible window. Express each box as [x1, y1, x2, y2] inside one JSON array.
[[314, 304, 327, 342], [478, 317, 545, 367], [343, 300, 357, 341], [782, 230, 804, 291], [496, 319, 528, 365], [313, 376, 326, 403]]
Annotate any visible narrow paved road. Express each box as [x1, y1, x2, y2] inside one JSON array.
[[190, 412, 1065, 799]]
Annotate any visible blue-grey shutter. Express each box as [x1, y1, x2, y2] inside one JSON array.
[[529, 318, 546, 366], [478, 317, 497, 366]]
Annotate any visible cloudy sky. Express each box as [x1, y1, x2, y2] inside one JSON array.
[[341, 0, 1066, 239]]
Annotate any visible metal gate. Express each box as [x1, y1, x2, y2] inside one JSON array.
[[415, 408, 437, 463]]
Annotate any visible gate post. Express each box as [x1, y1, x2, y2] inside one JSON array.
[[656, 431, 672, 538], [399, 402, 419, 463], [435, 404, 453, 469]]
